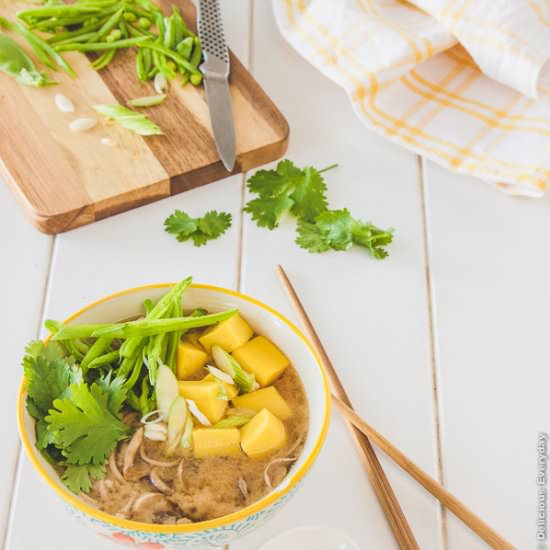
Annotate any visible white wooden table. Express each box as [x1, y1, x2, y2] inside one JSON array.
[[1, 3, 547, 549]]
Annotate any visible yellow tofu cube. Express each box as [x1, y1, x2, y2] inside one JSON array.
[[185, 332, 207, 352], [193, 428, 242, 458], [179, 380, 228, 424], [232, 386, 292, 420], [179, 380, 219, 401], [240, 409, 287, 459], [194, 398, 228, 425], [232, 336, 290, 386], [198, 313, 254, 353], [204, 374, 239, 400], [176, 342, 208, 380]]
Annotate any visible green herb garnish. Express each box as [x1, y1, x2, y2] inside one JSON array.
[[93, 104, 163, 135], [211, 345, 258, 394], [127, 93, 166, 107], [213, 415, 252, 429], [5, 0, 202, 88], [164, 210, 232, 247], [45, 380, 130, 465], [23, 341, 128, 493], [0, 32, 55, 87], [245, 160, 394, 259], [50, 309, 237, 340], [0, 17, 75, 77], [244, 160, 335, 229], [296, 208, 394, 258]]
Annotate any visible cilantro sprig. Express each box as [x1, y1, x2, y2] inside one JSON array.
[[22, 277, 238, 495], [164, 210, 232, 247], [46, 381, 129, 466], [296, 209, 394, 258], [244, 160, 393, 258], [244, 159, 335, 228], [23, 341, 129, 493]]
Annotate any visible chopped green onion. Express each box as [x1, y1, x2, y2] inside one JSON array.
[[166, 396, 187, 454], [127, 93, 166, 107], [186, 399, 210, 426], [93, 103, 163, 135], [211, 345, 258, 393], [155, 364, 179, 416], [213, 415, 252, 429], [180, 416, 193, 449]]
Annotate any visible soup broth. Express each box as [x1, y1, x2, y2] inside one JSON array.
[[89, 365, 308, 523]]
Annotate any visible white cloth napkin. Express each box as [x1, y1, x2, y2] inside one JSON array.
[[273, 0, 550, 196]]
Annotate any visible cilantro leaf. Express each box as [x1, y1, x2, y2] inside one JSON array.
[[244, 195, 293, 229], [191, 231, 210, 247], [164, 210, 197, 240], [296, 209, 393, 258], [46, 382, 130, 466], [352, 220, 394, 259], [23, 341, 73, 419], [36, 418, 57, 450], [314, 209, 354, 251], [164, 209, 232, 247], [197, 211, 232, 238], [93, 372, 128, 417], [244, 160, 334, 229], [62, 464, 106, 494], [247, 159, 302, 196], [246, 169, 283, 196], [295, 221, 331, 253], [289, 167, 328, 221]]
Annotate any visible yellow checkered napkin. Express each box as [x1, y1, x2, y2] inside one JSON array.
[[273, 0, 550, 197]]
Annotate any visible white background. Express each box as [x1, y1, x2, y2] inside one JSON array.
[[1, 2, 547, 549]]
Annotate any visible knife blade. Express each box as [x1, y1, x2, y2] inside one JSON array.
[[197, 0, 236, 172]]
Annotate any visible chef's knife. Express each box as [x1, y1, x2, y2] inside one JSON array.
[[197, 0, 236, 171]]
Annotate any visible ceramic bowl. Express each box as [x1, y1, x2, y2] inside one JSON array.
[[18, 283, 331, 549]]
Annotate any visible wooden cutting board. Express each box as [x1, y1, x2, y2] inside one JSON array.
[[0, 0, 288, 234]]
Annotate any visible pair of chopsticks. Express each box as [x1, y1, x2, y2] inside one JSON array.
[[277, 265, 515, 550]]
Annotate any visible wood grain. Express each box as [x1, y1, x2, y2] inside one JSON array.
[[276, 265, 420, 550], [0, 0, 288, 233], [333, 397, 516, 550]]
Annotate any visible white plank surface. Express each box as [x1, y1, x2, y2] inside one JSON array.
[[0, 185, 51, 546], [425, 162, 550, 550]]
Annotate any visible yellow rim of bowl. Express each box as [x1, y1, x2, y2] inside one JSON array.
[[17, 282, 331, 534]]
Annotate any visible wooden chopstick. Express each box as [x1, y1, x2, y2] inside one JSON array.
[[277, 265, 420, 550], [332, 397, 516, 549], [276, 264, 515, 550]]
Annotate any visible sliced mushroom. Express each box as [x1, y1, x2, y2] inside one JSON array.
[[116, 494, 137, 518], [264, 457, 297, 490], [132, 492, 173, 516], [237, 477, 249, 499], [124, 461, 151, 482], [109, 448, 126, 484], [123, 427, 144, 478], [139, 444, 180, 468], [97, 479, 109, 500], [150, 467, 173, 495]]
